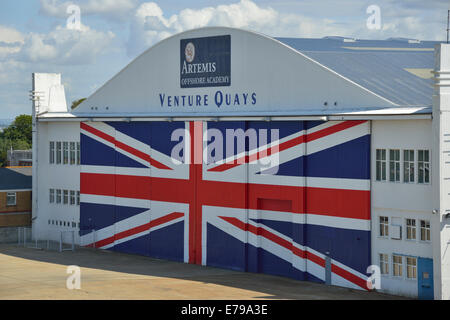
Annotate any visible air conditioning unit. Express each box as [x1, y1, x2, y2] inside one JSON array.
[[390, 225, 402, 240]]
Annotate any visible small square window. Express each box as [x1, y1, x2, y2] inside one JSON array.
[[56, 189, 62, 204], [6, 192, 16, 206], [420, 220, 431, 241]]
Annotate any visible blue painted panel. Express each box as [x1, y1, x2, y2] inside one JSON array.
[[79, 203, 115, 236], [206, 223, 246, 272], [148, 220, 185, 262]]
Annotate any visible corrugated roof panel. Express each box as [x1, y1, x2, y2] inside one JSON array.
[[276, 37, 441, 107]]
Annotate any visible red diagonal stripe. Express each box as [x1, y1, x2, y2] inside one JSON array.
[[208, 120, 366, 172], [86, 212, 184, 248], [81, 122, 172, 170], [219, 216, 368, 290]]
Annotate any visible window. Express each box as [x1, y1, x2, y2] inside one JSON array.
[[418, 150, 430, 184], [56, 189, 62, 204], [380, 253, 389, 275], [49, 189, 55, 203], [376, 149, 387, 181], [6, 192, 16, 206], [76, 142, 81, 165], [389, 149, 400, 182], [70, 190, 75, 205], [420, 220, 431, 241], [63, 142, 69, 164], [403, 150, 415, 183], [406, 219, 416, 240], [76, 191, 80, 206], [406, 257, 417, 279], [49, 142, 55, 164], [56, 142, 62, 164], [70, 142, 76, 165], [63, 190, 69, 204], [393, 255, 403, 277], [379, 216, 389, 237]]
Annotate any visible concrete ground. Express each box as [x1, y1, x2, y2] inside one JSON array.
[[0, 244, 406, 300]]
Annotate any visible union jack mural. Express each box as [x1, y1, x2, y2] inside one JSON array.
[[79, 120, 371, 290]]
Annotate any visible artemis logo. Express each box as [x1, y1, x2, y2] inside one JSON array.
[[185, 42, 195, 63]]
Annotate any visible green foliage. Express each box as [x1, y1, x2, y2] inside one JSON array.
[[71, 98, 86, 109], [0, 114, 32, 167]]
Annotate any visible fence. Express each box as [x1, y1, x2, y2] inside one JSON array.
[[0, 227, 76, 252]]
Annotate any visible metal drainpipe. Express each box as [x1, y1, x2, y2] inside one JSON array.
[[31, 74, 39, 233]]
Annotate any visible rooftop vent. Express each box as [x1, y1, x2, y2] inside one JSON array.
[[322, 36, 357, 43], [386, 37, 421, 44]]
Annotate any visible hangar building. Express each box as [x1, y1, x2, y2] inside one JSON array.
[[30, 27, 450, 299]]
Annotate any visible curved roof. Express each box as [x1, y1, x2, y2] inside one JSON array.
[[47, 27, 439, 119]]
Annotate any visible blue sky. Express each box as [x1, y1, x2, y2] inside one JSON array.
[[0, 0, 448, 120]]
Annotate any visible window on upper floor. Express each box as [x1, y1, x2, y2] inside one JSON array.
[[49, 189, 55, 203], [56, 142, 62, 164], [418, 150, 430, 184], [406, 218, 416, 240], [389, 149, 400, 182], [379, 216, 389, 237], [420, 220, 431, 241], [76, 142, 81, 165], [70, 190, 75, 205], [63, 142, 69, 165], [63, 190, 69, 205], [49, 142, 55, 164], [376, 149, 386, 181], [56, 189, 61, 204], [403, 150, 415, 183], [70, 142, 76, 165]]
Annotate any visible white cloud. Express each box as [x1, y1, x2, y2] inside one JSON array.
[[40, 0, 138, 20], [126, 0, 447, 57], [4, 24, 115, 65]]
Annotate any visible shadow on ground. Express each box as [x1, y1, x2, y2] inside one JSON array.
[[0, 244, 407, 300]]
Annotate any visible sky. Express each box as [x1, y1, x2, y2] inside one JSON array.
[[0, 0, 449, 120]]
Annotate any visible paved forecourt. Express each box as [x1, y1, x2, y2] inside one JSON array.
[[0, 244, 405, 300]]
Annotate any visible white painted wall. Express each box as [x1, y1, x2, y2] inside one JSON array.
[[371, 119, 433, 298], [432, 43, 450, 300], [33, 121, 81, 244]]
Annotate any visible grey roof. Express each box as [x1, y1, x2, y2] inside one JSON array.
[[0, 167, 32, 190], [276, 37, 440, 107]]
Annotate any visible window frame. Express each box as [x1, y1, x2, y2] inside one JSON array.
[[63, 142, 69, 165], [389, 149, 401, 182], [49, 141, 55, 164], [405, 218, 417, 241], [70, 142, 76, 165], [76, 142, 81, 165], [403, 149, 415, 183], [6, 192, 17, 206], [376, 149, 387, 181], [379, 253, 389, 275], [56, 142, 62, 164], [63, 190, 69, 205], [406, 256, 417, 280], [56, 189, 62, 204], [379, 216, 389, 238], [418, 149, 430, 184], [420, 220, 431, 242], [49, 188, 55, 204], [392, 254, 403, 278], [70, 190, 75, 205]]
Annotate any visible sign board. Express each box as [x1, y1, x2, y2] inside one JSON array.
[[180, 35, 231, 88]]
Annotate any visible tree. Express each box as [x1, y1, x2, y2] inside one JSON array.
[[71, 98, 86, 109], [0, 114, 32, 167]]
